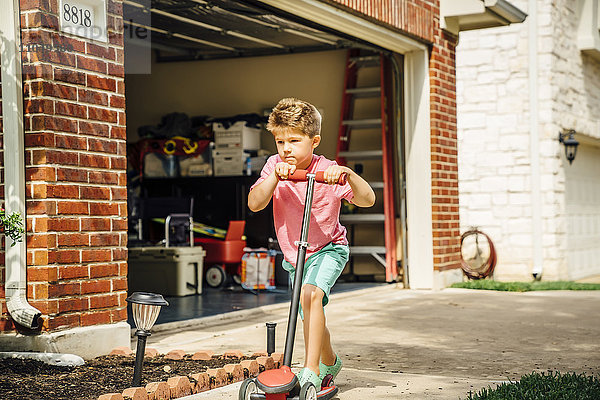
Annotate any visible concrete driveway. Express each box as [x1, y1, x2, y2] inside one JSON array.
[[147, 285, 600, 399]]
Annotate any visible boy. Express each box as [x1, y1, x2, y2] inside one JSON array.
[[248, 98, 375, 388]]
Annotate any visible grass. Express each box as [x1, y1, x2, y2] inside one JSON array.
[[450, 280, 600, 292], [465, 371, 600, 399]]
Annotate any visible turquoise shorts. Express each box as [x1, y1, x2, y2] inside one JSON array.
[[282, 242, 349, 319]]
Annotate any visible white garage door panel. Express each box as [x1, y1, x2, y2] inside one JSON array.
[[565, 144, 600, 280]]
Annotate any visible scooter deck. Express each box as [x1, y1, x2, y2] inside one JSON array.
[[249, 385, 338, 400]]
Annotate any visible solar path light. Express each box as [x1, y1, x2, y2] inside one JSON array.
[[126, 292, 169, 387]]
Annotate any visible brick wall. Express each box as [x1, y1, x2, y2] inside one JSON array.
[[0, 0, 127, 332], [330, 0, 461, 272]]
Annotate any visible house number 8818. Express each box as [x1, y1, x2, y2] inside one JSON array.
[[62, 3, 92, 27]]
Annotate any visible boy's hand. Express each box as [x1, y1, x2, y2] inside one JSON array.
[[275, 162, 296, 180], [323, 165, 349, 185]]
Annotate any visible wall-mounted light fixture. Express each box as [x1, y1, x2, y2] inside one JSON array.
[[558, 130, 579, 165]]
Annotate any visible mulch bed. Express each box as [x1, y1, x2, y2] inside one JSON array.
[[0, 354, 253, 400]]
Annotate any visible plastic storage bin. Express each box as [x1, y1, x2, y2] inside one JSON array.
[[128, 246, 206, 296]]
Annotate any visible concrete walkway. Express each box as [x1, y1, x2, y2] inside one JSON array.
[[146, 285, 600, 399]]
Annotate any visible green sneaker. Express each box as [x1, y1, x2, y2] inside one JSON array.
[[297, 367, 321, 388], [319, 355, 342, 381]]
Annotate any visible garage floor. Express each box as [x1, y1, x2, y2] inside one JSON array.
[[127, 282, 381, 327]]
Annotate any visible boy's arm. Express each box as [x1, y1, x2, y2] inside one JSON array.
[[248, 171, 279, 212], [324, 165, 375, 208]]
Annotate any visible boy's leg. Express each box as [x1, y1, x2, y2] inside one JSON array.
[[300, 284, 326, 376], [320, 326, 336, 366]]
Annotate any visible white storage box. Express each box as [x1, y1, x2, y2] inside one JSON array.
[[241, 250, 275, 290], [128, 246, 206, 296], [213, 148, 244, 176], [213, 121, 261, 151]]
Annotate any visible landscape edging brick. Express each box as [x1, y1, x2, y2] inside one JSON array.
[[98, 349, 276, 400]]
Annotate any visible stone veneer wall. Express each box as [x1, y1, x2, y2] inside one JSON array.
[[456, 0, 600, 280]]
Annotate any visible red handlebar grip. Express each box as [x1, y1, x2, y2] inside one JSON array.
[[287, 170, 347, 185]]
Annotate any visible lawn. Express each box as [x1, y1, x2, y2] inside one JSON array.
[[450, 280, 600, 292]]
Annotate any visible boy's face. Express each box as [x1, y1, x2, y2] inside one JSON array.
[[273, 128, 321, 170]]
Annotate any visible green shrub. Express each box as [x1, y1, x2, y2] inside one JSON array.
[[451, 280, 600, 292], [465, 371, 600, 400], [0, 208, 24, 246]]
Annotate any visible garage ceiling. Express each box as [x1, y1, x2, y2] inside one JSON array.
[[123, 0, 373, 61]]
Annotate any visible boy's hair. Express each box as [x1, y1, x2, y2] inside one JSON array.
[[266, 98, 321, 137]]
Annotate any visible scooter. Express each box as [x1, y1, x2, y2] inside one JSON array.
[[239, 170, 346, 400]]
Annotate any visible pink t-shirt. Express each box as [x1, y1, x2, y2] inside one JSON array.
[[251, 154, 354, 266]]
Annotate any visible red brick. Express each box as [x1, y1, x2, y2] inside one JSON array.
[[88, 106, 118, 123], [145, 381, 170, 400], [87, 74, 116, 91], [110, 126, 127, 139], [90, 202, 119, 216], [52, 249, 81, 264], [192, 350, 214, 361], [55, 134, 87, 150], [56, 167, 88, 183], [78, 120, 110, 137], [54, 67, 86, 85], [27, 266, 58, 282], [48, 281, 81, 297], [57, 233, 90, 247], [86, 43, 115, 60], [206, 368, 227, 389], [145, 348, 159, 358], [190, 372, 210, 394], [90, 263, 119, 278], [58, 297, 88, 313], [223, 363, 243, 383], [224, 349, 245, 358], [57, 201, 89, 215], [26, 166, 56, 181], [110, 157, 127, 170], [82, 249, 112, 263], [81, 186, 111, 200], [48, 217, 80, 231], [48, 184, 80, 199], [167, 376, 192, 398], [113, 248, 127, 261], [78, 88, 109, 106], [239, 360, 259, 377], [256, 356, 275, 372], [56, 101, 87, 119], [80, 153, 110, 169], [112, 277, 127, 291], [88, 138, 118, 154], [98, 394, 124, 400], [90, 233, 120, 246], [81, 279, 111, 295], [76, 55, 107, 73], [58, 265, 89, 279], [46, 313, 80, 330], [110, 346, 133, 356], [90, 293, 118, 309], [165, 349, 186, 360], [81, 217, 111, 231], [122, 387, 148, 400], [25, 131, 56, 147], [80, 309, 111, 326], [89, 171, 118, 185]]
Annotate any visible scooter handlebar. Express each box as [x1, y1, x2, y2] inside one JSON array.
[[286, 169, 347, 185]]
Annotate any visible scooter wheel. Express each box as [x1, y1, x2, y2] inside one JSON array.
[[206, 264, 226, 288], [299, 382, 317, 400], [239, 378, 258, 400]]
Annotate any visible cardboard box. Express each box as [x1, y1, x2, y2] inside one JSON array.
[[213, 121, 261, 151], [213, 148, 244, 176], [128, 246, 206, 296]]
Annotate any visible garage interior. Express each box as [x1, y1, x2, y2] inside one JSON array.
[[122, 0, 405, 324]]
